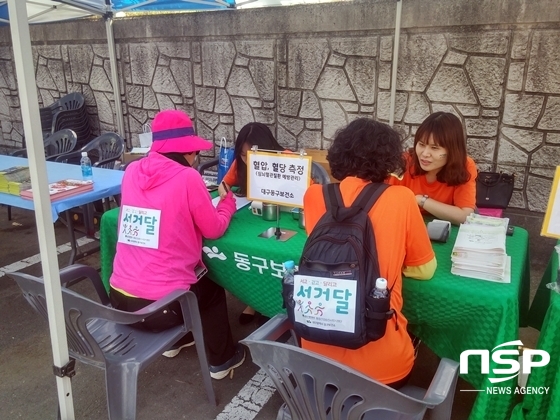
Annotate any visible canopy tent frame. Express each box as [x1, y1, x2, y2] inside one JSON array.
[[7, 0, 76, 416]]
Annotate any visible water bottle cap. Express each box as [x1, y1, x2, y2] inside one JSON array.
[[81, 152, 88, 157], [375, 278, 388, 290], [283, 260, 295, 270]]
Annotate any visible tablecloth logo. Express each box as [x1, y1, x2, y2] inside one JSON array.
[[203, 245, 227, 260], [460, 340, 549, 385]]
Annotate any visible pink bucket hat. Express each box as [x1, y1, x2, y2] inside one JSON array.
[[149, 109, 212, 154]]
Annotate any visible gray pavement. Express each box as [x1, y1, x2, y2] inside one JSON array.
[[0, 204, 554, 419]]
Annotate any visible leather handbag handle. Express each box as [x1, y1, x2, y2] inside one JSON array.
[[478, 173, 502, 187]]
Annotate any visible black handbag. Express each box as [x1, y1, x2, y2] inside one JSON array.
[[475, 171, 515, 209]]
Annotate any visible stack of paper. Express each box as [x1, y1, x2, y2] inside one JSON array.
[[0, 166, 31, 196], [20, 179, 93, 202], [451, 214, 511, 283]]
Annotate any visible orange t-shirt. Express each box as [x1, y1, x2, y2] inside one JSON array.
[[388, 154, 478, 209], [222, 159, 239, 187], [301, 177, 435, 385]]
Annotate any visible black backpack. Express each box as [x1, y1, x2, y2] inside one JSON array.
[[283, 182, 397, 350]]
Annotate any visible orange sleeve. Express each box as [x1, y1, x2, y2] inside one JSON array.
[[402, 189, 435, 267], [453, 156, 477, 209], [222, 160, 238, 186], [303, 184, 327, 235]]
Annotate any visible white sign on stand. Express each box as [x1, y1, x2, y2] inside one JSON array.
[[246, 150, 312, 207]]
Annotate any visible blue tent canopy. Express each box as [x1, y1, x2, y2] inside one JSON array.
[[0, 0, 235, 25]]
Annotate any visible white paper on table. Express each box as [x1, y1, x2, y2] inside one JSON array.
[[212, 195, 251, 211], [451, 256, 511, 283], [129, 147, 150, 154]]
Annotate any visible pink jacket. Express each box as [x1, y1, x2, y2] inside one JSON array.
[[110, 152, 236, 300]]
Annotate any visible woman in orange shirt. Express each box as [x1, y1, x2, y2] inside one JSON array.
[[389, 112, 477, 225], [218, 122, 285, 197], [303, 118, 436, 387], [218, 122, 287, 324]]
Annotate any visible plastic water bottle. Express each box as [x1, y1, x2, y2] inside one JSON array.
[[80, 152, 93, 181], [371, 278, 388, 299], [282, 260, 296, 285]]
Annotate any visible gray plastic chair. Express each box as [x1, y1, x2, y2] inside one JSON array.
[[241, 314, 459, 420], [8, 264, 216, 419], [56, 132, 125, 169], [10, 129, 77, 160], [44, 128, 78, 161]]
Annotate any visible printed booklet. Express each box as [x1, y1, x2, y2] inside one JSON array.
[[20, 179, 93, 201]]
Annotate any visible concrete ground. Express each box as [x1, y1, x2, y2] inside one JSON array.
[[0, 204, 555, 419]]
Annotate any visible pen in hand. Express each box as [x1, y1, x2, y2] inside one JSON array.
[[220, 181, 229, 198]]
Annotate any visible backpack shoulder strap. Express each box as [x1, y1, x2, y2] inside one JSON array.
[[353, 183, 390, 214], [323, 183, 344, 213]]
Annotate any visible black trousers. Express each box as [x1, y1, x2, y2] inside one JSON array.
[[110, 275, 235, 366]]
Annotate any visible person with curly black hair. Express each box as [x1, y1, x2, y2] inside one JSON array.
[[302, 118, 436, 388], [389, 112, 477, 225]]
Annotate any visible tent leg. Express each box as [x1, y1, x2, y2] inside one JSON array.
[[105, 17, 126, 145]]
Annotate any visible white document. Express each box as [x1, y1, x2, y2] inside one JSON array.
[[212, 195, 251, 211], [451, 256, 511, 283], [451, 222, 510, 283], [453, 224, 506, 253], [465, 213, 509, 230], [451, 249, 507, 267], [129, 147, 150, 154]]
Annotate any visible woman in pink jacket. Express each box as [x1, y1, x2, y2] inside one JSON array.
[[110, 109, 244, 380]]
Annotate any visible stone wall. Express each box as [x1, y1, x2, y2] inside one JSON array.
[[0, 0, 559, 211]]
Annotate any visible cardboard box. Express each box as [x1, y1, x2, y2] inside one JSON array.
[[305, 149, 337, 183], [122, 152, 147, 165]]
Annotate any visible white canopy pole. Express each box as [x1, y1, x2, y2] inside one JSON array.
[[105, 16, 125, 140], [7, 0, 75, 418], [389, 0, 402, 127]]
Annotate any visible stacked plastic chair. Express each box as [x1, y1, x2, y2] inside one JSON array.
[[38, 92, 95, 149]]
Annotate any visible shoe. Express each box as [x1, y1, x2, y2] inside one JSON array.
[[209, 344, 246, 380], [162, 333, 195, 358], [239, 311, 259, 325]]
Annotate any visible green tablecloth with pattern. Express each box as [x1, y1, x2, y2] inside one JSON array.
[[527, 242, 558, 330], [100, 206, 530, 420], [510, 243, 560, 419]]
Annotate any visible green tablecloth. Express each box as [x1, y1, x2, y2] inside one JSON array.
[[100, 206, 530, 420], [527, 242, 558, 330], [510, 291, 560, 420]]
